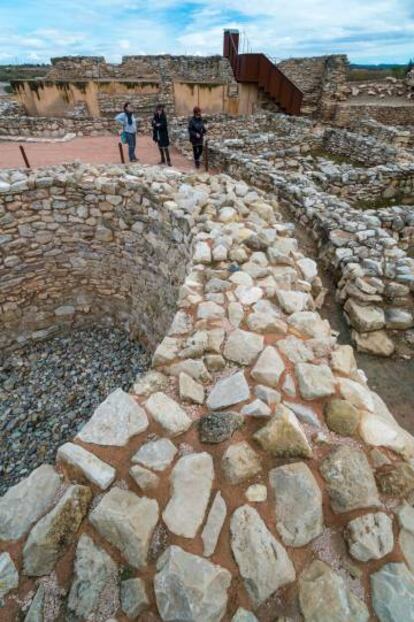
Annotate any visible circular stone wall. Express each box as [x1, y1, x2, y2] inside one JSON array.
[[0, 163, 192, 352]]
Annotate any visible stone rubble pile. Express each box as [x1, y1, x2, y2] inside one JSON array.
[[1, 164, 414, 620]]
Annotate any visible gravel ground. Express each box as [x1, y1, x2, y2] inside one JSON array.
[[0, 327, 150, 495]]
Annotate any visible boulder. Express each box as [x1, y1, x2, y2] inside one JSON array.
[[296, 363, 336, 400], [23, 484, 91, 576], [299, 560, 369, 622], [77, 388, 148, 446], [344, 300, 385, 332], [254, 405, 312, 458], [145, 392, 192, 436], [132, 438, 177, 471], [269, 462, 323, 547], [230, 505, 295, 606], [353, 330, 395, 357], [206, 371, 250, 410], [68, 534, 119, 620], [163, 453, 214, 538], [371, 563, 414, 622], [320, 446, 380, 513], [154, 545, 231, 622], [57, 442, 116, 490], [222, 441, 262, 484], [345, 512, 394, 561], [89, 488, 158, 569], [0, 464, 61, 541]]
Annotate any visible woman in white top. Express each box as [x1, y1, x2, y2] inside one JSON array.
[[115, 102, 138, 162]]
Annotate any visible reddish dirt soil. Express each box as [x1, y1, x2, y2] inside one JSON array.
[[0, 135, 194, 172]]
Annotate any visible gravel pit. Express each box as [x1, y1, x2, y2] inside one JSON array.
[[0, 326, 150, 495]]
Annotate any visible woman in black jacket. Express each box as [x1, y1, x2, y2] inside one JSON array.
[[152, 104, 171, 166], [188, 106, 207, 168]]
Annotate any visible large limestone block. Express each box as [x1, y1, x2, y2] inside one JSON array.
[[0, 464, 61, 541], [89, 487, 159, 569], [207, 371, 250, 410], [353, 329, 395, 357], [269, 462, 323, 547], [371, 563, 414, 622], [57, 442, 116, 490], [145, 392, 192, 436], [163, 453, 214, 538], [77, 388, 148, 446], [201, 491, 227, 557], [299, 560, 369, 622], [320, 446, 380, 513], [344, 299, 385, 332], [230, 505, 295, 606], [68, 534, 119, 620], [23, 484, 92, 576], [154, 545, 231, 622], [224, 329, 264, 365], [296, 363, 336, 400], [222, 441, 262, 484], [345, 512, 394, 562], [0, 552, 18, 601], [325, 399, 360, 436], [251, 345, 285, 387], [254, 405, 312, 458]]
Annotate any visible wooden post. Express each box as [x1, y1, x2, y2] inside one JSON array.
[[19, 145, 30, 168], [204, 139, 209, 172], [118, 142, 125, 164]]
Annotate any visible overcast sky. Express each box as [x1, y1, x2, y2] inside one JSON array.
[[1, 0, 413, 65]]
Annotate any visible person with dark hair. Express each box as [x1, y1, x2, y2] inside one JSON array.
[[152, 104, 172, 166], [188, 106, 207, 169], [115, 102, 138, 162]]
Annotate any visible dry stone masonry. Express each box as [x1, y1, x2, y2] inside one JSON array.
[[1, 162, 414, 621]]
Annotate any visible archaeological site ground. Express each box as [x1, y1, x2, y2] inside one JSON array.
[[0, 29, 414, 622]]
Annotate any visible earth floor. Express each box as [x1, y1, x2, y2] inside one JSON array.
[[0, 134, 195, 171]]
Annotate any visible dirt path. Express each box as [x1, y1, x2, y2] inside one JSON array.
[[0, 135, 194, 172]]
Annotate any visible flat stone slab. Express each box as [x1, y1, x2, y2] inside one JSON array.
[[230, 505, 295, 606], [206, 371, 250, 410], [163, 453, 214, 538], [57, 442, 116, 490], [224, 329, 264, 365], [299, 560, 369, 622], [68, 534, 119, 620], [371, 562, 414, 622], [23, 484, 91, 576], [270, 462, 323, 547], [154, 545, 231, 622], [77, 388, 148, 446], [0, 464, 61, 541], [320, 445, 380, 513], [222, 441, 262, 484], [145, 392, 192, 436], [251, 345, 285, 387], [132, 438, 177, 471], [296, 363, 336, 400], [90, 487, 159, 569]]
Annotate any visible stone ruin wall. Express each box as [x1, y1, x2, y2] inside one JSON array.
[[199, 115, 414, 356], [0, 164, 192, 352]]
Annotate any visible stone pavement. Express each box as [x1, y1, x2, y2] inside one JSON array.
[[0, 134, 194, 171]]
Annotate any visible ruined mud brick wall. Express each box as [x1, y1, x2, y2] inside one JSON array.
[[0, 164, 192, 351], [1, 163, 414, 622]]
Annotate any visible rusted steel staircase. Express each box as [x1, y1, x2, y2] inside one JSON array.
[[223, 30, 303, 115]]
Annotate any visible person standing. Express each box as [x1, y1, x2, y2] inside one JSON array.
[[115, 102, 138, 162], [188, 106, 207, 169], [152, 104, 172, 166]]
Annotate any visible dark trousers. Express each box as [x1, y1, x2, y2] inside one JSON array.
[[192, 144, 203, 167], [125, 132, 137, 161], [159, 146, 171, 164]]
